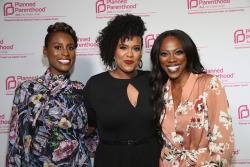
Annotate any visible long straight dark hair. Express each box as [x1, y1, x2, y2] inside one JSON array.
[[150, 30, 205, 144]]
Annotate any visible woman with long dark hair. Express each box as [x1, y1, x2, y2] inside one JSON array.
[[150, 30, 234, 167]]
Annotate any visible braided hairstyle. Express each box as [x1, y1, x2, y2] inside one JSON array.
[[44, 22, 78, 48]]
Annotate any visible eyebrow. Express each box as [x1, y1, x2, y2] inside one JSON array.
[[52, 42, 75, 45], [160, 48, 182, 51], [118, 44, 141, 47]]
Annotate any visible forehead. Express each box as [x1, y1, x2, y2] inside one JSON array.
[[161, 36, 182, 49], [48, 32, 74, 44], [118, 36, 141, 45]]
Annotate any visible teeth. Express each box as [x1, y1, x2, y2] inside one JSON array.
[[167, 65, 180, 72], [58, 60, 70, 63]]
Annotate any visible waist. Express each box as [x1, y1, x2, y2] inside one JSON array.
[[100, 134, 155, 146], [162, 146, 208, 166]]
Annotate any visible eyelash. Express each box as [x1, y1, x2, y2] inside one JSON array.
[[54, 46, 75, 50], [68, 46, 75, 50], [160, 52, 168, 57], [134, 47, 141, 51], [160, 50, 184, 57], [175, 50, 184, 55], [54, 46, 61, 50], [119, 46, 141, 51], [119, 46, 126, 50]]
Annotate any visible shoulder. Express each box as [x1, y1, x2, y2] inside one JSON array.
[[16, 79, 36, 92], [196, 73, 214, 84], [196, 73, 224, 90], [13, 80, 37, 103], [139, 70, 150, 74], [86, 71, 109, 84], [137, 70, 150, 79], [70, 80, 84, 90]]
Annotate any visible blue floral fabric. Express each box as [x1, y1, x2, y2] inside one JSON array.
[[7, 69, 91, 167]]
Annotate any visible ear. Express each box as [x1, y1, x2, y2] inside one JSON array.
[[43, 46, 47, 58]]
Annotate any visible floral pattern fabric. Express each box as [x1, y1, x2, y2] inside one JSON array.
[[160, 73, 234, 167], [7, 69, 91, 167]]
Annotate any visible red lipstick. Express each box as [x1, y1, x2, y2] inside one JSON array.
[[124, 60, 134, 64]]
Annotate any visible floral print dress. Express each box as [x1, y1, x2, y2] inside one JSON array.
[[7, 69, 91, 167], [160, 73, 234, 167]]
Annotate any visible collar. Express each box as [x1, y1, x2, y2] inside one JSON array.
[[37, 69, 70, 96], [166, 73, 198, 103]]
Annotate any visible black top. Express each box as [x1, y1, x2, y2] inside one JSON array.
[[83, 71, 160, 167]]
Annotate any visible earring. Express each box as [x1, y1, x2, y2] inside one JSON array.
[[112, 58, 117, 70], [138, 60, 143, 69]]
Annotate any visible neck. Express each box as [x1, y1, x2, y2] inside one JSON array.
[[170, 72, 191, 89], [110, 69, 138, 79]]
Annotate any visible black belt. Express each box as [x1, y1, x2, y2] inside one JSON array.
[[100, 135, 155, 146]]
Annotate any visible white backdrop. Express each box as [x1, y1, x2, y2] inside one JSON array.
[[1, 0, 250, 166]]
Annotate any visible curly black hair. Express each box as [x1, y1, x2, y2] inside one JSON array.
[[150, 30, 205, 145], [44, 22, 78, 48], [96, 14, 147, 69]]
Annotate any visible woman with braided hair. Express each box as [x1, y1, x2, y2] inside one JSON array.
[[7, 22, 91, 167], [83, 14, 161, 167]]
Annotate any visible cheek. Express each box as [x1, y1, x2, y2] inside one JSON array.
[[134, 53, 141, 62], [114, 50, 123, 59], [180, 55, 187, 64], [159, 56, 165, 66], [159, 57, 168, 72]]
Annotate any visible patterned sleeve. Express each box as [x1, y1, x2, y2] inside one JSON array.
[[202, 76, 234, 166], [7, 83, 31, 166]]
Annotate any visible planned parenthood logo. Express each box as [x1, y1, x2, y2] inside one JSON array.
[[0, 39, 14, 54], [76, 37, 100, 56], [95, 0, 156, 19], [187, 0, 199, 9], [187, 0, 247, 15], [144, 34, 159, 53], [234, 29, 250, 49], [6, 75, 38, 95], [187, 0, 230, 10], [0, 39, 33, 59], [2, 2, 64, 22], [0, 114, 10, 134], [3, 2, 14, 16], [238, 105, 250, 125]]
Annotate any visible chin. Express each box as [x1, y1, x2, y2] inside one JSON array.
[[121, 67, 136, 73], [167, 73, 181, 80]]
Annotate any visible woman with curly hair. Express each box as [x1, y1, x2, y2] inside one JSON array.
[[83, 14, 161, 167], [150, 29, 234, 166], [7, 22, 91, 166]]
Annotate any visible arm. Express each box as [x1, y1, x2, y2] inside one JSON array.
[[83, 78, 97, 130], [7, 85, 31, 166], [82, 78, 99, 153], [202, 76, 234, 166], [86, 127, 96, 137]]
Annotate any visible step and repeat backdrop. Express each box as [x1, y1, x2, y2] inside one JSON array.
[[1, 0, 250, 166]]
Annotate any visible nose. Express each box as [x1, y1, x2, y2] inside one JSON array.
[[126, 49, 133, 57], [62, 47, 69, 56], [168, 54, 176, 62]]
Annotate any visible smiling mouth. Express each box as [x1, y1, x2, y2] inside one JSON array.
[[167, 65, 180, 72], [58, 59, 70, 64]]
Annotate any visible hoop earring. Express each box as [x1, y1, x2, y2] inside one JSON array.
[[138, 60, 143, 69], [112, 58, 117, 70]]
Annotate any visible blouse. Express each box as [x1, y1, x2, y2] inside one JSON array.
[[7, 69, 91, 167], [160, 73, 234, 167]]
